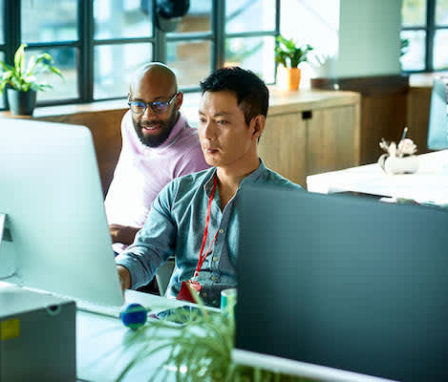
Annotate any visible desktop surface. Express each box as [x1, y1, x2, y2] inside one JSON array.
[[77, 290, 183, 381], [307, 150, 448, 205], [237, 186, 448, 382]]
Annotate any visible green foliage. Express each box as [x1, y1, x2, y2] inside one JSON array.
[[400, 37, 410, 57], [275, 35, 314, 68], [116, 292, 316, 381], [0, 44, 63, 93]]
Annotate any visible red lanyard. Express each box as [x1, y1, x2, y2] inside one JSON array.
[[194, 176, 218, 278]]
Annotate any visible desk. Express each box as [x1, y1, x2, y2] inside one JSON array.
[[77, 290, 191, 381], [307, 150, 448, 205], [78, 291, 390, 382], [0, 282, 392, 382]]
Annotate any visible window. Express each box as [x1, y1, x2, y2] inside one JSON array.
[[401, 0, 448, 72], [224, 0, 277, 84], [0, 0, 279, 109]]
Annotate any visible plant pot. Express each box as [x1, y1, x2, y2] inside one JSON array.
[[276, 66, 301, 91], [378, 154, 419, 175], [7, 88, 37, 116]]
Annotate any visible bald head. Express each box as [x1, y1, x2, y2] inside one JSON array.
[[130, 62, 178, 97], [127, 62, 183, 148]]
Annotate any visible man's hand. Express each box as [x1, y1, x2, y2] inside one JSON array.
[[117, 265, 131, 293], [109, 224, 140, 245]]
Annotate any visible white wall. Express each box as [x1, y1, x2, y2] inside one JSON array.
[[280, 0, 402, 79], [338, 0, 402, 77]]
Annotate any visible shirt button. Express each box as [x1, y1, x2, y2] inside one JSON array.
[[211, 276, 217, 281], [218, 229, 224, 234], [213, 256, 218, 262]]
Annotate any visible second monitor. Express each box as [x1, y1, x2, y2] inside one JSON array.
[[237, 187, 448, 382]]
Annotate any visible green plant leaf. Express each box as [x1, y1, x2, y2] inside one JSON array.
[[0, 43, 63, 94], [275, 34, 315, 68], [48, 65, 64, 78], [14, 44, 26, 75], [0, 61, 14, 72]]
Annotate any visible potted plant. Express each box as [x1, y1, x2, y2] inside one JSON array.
[[115, 294, 313, 381], [0, 44, 63, 116], [378, 127, 419, 175], [275, 35, 314, 91]]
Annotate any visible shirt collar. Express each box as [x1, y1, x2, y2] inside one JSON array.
[[202, 159, 267, 196], [203, 167, 218, 196], [239, 158, 266, 186]]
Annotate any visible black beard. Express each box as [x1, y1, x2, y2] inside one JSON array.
[[133, 109, 178, 148]]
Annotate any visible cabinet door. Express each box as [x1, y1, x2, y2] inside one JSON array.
[[307, 105, 358, 176], [259, 112, 307, 187]]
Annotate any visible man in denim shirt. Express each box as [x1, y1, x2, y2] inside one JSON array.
[[116, 67, 302, 307]]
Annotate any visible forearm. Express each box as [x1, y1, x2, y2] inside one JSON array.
[[115, 184, 177, 289], [115, 245, 163, 289], [109, 224, 140, 245]]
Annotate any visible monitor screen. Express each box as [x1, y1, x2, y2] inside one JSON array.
[[427, 78, 448, 150], [0, 119, 123, 307], [236, 186, 448, 382]]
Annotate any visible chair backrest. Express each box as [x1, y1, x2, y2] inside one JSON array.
[[427, 78, 448, 150], [155, 258, 175, 296]]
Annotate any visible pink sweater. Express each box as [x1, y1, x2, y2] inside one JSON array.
[[105, 110, 209, 252]]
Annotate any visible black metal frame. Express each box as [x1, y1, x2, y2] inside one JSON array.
[[401, 0, 448, 73], [0, 0, 280, 109]]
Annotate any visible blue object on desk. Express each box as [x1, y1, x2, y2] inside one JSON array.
[[120, 303, 147, 330], [428, 78, 448, 150]]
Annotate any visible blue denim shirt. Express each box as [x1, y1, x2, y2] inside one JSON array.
[[115, 160, 302, 307]]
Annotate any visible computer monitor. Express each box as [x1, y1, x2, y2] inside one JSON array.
[[236, 186, 448, 382], [0, 119, 123, 308], [427, 78, 448, 150]]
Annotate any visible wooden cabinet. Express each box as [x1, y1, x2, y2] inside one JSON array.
[[259, 112, 307, 186], [312, 76, 410, 165], [259, 89, 361, 187]]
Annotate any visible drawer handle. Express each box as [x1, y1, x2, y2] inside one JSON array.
[[302, 110, 312, 120]]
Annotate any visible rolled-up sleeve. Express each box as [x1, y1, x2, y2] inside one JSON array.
[[115, 183, 177, 289]]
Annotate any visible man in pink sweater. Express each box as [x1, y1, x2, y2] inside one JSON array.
[[105, 63, 209, 254]]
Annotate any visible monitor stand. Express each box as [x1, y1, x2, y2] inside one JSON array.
[[0, 213, 15, 279]]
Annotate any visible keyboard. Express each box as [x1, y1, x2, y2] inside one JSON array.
[[76, 299, 126, 318]]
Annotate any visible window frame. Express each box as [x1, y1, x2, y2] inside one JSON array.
[[401, 0, 448, 73], [0, 0, 280, 109]]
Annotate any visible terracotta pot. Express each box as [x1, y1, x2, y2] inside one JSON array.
[[277, 66, 301, 91]]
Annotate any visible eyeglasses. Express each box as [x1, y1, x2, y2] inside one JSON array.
[[128, 93, 178, 114]]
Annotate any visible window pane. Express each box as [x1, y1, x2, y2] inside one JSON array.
[[400, 30, 426, 71], [436, 0, 448, 25], [167, 0, 211, 34], [166, 40, 211, 88], [225, 0, 276, 34], [433, 29, 448, 69], [94, 44, 152, 99], [0, 0, 4, 43], [225, 36, 275, 83], [401, 0, 426, 27], [22, 0, 77, 43], [94, 0, 153, 39], [28, 47, 78, 102]]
